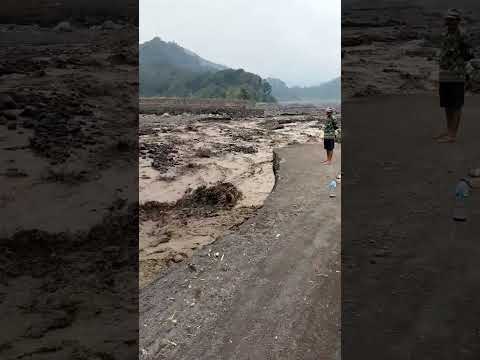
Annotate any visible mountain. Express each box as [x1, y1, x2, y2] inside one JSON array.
[[140, 37, 227, 73], [267, 77, 341, 102], [139, 37, 275, 102]]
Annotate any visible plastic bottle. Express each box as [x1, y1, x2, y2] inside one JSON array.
[[453, 178, 471, 221], [329, 180, 337, 198]]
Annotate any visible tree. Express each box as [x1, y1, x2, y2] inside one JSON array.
[[239, 88, 250, 100], [262, 81, 272, 96]]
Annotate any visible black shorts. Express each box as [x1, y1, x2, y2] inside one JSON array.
[[324, 138, 335, 151], [439, 82, 465, 109]]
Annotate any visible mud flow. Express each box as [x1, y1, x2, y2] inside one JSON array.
[[139, 103, 341, 287], [1, 19, 138, 359]]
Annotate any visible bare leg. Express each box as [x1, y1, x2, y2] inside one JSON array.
[[437, 108, 457, 143], [325, 150, 333, 165], [452, 108, 462, 134], [322, 151, 329, 163], [433, 108, 450, 139]]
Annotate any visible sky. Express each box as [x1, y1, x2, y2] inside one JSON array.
[[139, 0, 340, 87]]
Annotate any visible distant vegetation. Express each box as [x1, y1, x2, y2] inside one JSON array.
[[266, 77, 341, 102], [140, 37, 275, 102], [139, 36, 339, 103]]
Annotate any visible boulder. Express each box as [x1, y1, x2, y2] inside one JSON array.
[[54, 21, 72, 32]]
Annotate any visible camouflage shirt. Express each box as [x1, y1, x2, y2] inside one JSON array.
[[323, 115, 338, 139], [439, 30, 472, 82]]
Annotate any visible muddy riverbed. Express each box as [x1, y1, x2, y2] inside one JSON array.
[[139, 107, 340, 287]]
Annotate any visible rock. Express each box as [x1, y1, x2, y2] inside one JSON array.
[[102, 20, 122, 30], [374, 250, 391, 258], [54, 21, 73, 32], [471, 178, 480, 189], [172, 254, 184, 263], [3, 109, 19, 120], [149, 338, 169, 356], [0, 94, 16, 109], [4, 168, 27, 177], [469, 168, 480, 177], [33, 69, 46, 77], [470, 59, 480, 69], [21, 106, 36, 117], [3, 110, 17, 120]]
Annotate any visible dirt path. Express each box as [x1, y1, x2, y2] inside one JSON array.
[[342, 95, 480, 359], [140, 144, 341, 360]]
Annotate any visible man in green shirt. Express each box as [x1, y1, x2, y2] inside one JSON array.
[[434, 8, 473, 143], [322, 107, 338, 165]]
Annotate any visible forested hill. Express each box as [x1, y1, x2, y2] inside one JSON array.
[[140, 37, 275, 102]]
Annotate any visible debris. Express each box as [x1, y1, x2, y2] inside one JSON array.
[[179, 182, 242, 211], [166, 340, 177, 347], [167, 311, 177, 321], [188, 263, 197, 272]]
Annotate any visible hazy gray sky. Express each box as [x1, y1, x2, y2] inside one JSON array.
[[140, 0, 340, 87]]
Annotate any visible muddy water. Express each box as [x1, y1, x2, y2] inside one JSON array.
[[139, 113, 330, 287]]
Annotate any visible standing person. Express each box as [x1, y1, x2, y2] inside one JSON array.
[[322, 107, 338, 165], [434, 8, 474, 143]]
